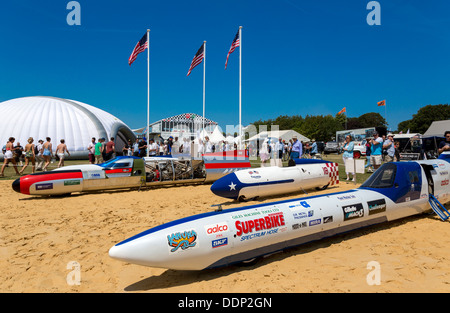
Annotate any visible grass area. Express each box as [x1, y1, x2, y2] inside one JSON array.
[[0, 159, 88, 180], [1, 153, 374, 185], [322, 154, 372, 185]]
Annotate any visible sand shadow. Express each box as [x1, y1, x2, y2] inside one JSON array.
[[123, 212, 438, 292]]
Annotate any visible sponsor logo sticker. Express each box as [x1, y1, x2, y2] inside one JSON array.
[[212, 238, 228, 248], [205, 222, 229, 237], [309, 218, 322, 226], [292, 222, 307, 230], [64, 180, 81, 186], [292, 210, 314, 219], [367, 199, 386, 215], [342, 203, 364, 221], [248, 170, 261, 179], [337, 194, 357, 201], [167, 230, 197, 253], [36, 183, 53, 190], [235, 211, 285, 241], [235, 212, 285, 236]]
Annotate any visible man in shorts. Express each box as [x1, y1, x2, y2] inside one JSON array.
[[105, 137, 115, 161], [94, 138, 104, 164], [0, 137, 20, 176], [369, 132, 383, 172], [383, 134, 395, 162], [56, 139, 70, 168], [87, 137, 96, 164], [35, 139, 45, 170]]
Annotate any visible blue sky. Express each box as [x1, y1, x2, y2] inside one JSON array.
[[1, 0, 449, 132]]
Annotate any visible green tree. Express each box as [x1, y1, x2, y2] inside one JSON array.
[[250, 111, 387, 142], [397, 104, 450, 134], [335, 113, 347, 129], [397, 119, 412, 133]]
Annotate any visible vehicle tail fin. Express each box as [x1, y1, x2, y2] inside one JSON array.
[[429, 194, 450, 221], [438, 151, 450, 161]]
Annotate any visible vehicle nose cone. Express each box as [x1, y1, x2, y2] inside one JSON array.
[[12, 178, 21, 193], [109, 238, 157, 267], [210, 172, 241, 199], [108, 244, 128, 262]]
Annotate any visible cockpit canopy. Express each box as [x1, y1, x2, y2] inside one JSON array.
[[360, 162, 422, 203], [97, 156, 141, 168]]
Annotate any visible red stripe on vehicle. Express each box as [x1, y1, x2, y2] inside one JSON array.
[[105, 168, 132, 174], [204, 162, 251, 169], [20, 171, 83, 195]]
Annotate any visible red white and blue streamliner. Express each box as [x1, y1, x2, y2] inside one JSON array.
[[210, 159, 339, 201], [11, 150, 250, 196], [108, 154, 450, 271]]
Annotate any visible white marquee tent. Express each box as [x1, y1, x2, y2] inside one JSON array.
[[423, 119, 450, 137], [0, 96, 136, 159], [246, 129, 310, 143], [209, 126, 226, 143]]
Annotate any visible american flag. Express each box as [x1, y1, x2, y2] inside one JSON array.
[[225, 29, 240, 69], [128, 33, 148, 66], [187, 44, 204, 76]]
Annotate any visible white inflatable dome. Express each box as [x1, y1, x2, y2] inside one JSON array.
[[0, 96, 136, 159]]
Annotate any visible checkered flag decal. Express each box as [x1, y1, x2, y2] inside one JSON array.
[[324, 162, 339, 186]]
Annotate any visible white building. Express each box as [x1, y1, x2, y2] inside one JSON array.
[[135, 113, 219, 141]]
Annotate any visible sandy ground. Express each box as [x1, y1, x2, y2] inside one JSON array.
[[2, 179, 450, 293]]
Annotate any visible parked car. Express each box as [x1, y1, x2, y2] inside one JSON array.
[[352, 141, 366, 158], [324, 141, 340, 154], [316, 141, 325, 154]]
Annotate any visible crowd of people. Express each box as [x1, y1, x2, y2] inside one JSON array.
[[255, 136, 319, 166], [117, 135, 242, 161], [341, 132, 401, 181], [0, 135, 321, 176], [1, 137, 71, 176], [4, 130, 448, 178], [114, 136, 192, 161], [253, 132, 408, 181], [87, 135, 201, 165]]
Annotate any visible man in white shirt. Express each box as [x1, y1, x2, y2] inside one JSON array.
[[132, 138, 140, 157], [172, 137, 180, 156], [383, 134, 395, 163], [148, 138, 158, 156], [35, 139, 45, 170], [204, 136, 213, 153], [87, 137, 96, 164], [183, 138, 191, 155], [275, 138, 284, 160], [197, 139, 204, 157]]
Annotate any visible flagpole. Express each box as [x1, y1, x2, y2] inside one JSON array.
[[203, 41, 206, 136], [345, 110, 347, 130], [239, 26, 242, 150], [146, 29, 150, 157]]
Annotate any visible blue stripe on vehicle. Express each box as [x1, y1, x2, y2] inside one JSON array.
[[114, 189, 360, 246], [210, 171, 296, 199], [205, 216, 388, 269]]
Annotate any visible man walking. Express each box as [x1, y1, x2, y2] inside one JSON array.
[[290, 136, 302, 159]]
